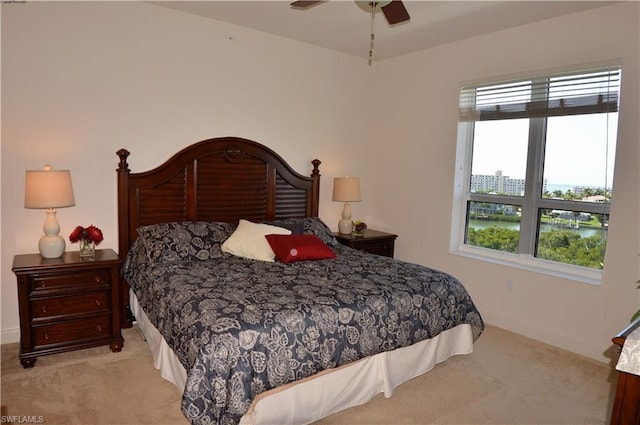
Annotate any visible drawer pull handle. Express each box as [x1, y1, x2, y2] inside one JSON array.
[[95, 299, 101, 306], [44, 332, 49, 340], [96, 325, 102, 332], [94, 276, 101, 283], [42, 305, 47, 313]]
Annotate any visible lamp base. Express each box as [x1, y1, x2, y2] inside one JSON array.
[[338, 202, 354, 234], [38, 209, 65, 258], [338, 219, 354, 235], [38, 234, 66, 258]]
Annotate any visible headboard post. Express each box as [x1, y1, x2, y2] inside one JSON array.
[[311, 159, 321, 217], [116, 149, 131, 260], [116, 149, 133, 328]]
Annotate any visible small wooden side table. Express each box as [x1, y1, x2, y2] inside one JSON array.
[[12, 249, 123, 368], [334, 229, 398, 258]]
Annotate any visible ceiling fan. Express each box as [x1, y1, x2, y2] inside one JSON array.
[[291, 1, 411, 25], [291, 1, 410, 65]]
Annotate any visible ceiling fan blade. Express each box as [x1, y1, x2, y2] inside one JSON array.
[[290, 1, 323, 8], [381, 1, 410, 25]]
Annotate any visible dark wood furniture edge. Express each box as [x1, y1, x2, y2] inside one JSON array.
[[612, 316, 640, 348], [610, 315, 640, 425], [334, 229, 398, 242], [116, 137, 321, 327]]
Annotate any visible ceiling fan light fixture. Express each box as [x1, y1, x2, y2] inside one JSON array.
[[355, 1, 392, 13]]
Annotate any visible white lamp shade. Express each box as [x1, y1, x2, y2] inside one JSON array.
[[24, 168, 75, 209], [332, 177, 361, 202]]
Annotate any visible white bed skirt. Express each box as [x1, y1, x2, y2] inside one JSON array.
[[130, 291, 474, 425]]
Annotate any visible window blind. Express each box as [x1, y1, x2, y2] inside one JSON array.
[[459, 66, 621, 121]]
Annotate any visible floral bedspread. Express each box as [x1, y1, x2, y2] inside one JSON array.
[[123, 239, 484, 425]]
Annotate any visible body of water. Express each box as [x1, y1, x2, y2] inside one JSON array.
[[469, 219, 606, 238], [546, 183, 578, 193]]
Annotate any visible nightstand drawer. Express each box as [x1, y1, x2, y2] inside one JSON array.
[[30, 269, 109, 294], [31, 291, 111, 321], [33, 315, 111, 347]]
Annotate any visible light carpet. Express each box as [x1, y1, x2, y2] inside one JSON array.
[[1, 325, 617, 424]]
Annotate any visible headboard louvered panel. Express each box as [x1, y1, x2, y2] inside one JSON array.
[[136, 169, 189, 227], [195, 154, 269, 223], [275, 175, 309, 218], [116, 137, 321, 327]]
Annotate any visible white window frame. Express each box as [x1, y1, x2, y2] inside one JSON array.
[[450, 64, 620, 285]]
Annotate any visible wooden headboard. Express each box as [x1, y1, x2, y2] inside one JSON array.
[[116, 136, 321, 325]]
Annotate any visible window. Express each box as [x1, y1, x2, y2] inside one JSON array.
[[452, 65, 620, 282]]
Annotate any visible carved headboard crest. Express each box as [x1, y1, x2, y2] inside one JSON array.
[[223, 144, 245, 163]]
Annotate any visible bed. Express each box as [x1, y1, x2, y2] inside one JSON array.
[[116, 136, 484, 425]]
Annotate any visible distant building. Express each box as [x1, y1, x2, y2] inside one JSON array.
[[470, 170, 546, 196]]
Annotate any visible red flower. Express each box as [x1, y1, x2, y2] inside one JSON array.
[[69, 225, 104, 245]]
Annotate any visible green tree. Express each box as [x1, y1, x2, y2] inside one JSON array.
[[537, 230, 605, 269], [467, 227, 519, 253], [564, 190, 578, 200], [468, 227, 606, 269]]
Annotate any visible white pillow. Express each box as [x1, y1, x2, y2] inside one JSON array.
[[221, 219, 291, 261]]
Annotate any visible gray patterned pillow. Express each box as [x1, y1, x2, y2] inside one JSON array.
[[262, 218, 305, 235], [300, 217, 339, 247], [136, 221, 236, 264], [263, 217, 338, 246]]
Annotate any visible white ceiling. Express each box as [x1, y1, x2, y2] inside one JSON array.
[[150, 1, 615, 62]]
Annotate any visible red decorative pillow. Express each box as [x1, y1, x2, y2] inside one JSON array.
[[265, 234, 336, 264]]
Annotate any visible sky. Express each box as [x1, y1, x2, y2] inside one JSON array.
[[471, 113, 618, 188]]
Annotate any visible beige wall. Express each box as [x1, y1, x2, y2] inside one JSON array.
[[366, 2, 639, 362], [2, 1, 639, 364]]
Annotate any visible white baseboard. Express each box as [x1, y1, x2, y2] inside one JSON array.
[[1, 327, 20, 344], [481, 310, 611, 365]]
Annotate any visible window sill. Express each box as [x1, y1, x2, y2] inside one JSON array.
[[451, 245, 603, 285]]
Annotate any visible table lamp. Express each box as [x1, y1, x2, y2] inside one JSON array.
[[332, 176, 361, 234], [24, 165, 76, 258]]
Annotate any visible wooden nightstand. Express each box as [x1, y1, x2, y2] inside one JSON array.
[[334, 229, 398, 258], [12, 249, 123, 368]]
